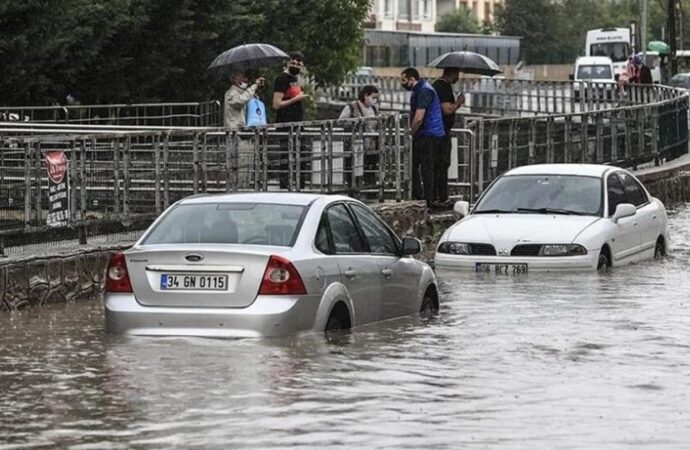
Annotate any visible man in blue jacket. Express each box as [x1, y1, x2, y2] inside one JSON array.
[[400, 67, 446, 209]]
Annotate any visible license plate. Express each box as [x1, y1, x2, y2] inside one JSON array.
[[160, 274, 228, 291], [475, 263, 528, 275]]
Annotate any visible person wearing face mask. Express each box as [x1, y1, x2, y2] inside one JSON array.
[[224, 70, 265, 129], [432, 68, 465, 209], [338, 85, 380, 190], [272, 51, 307, 190], [401, 67, 445, 211]]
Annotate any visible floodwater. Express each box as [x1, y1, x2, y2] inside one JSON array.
[[2, 207, 690, 449]]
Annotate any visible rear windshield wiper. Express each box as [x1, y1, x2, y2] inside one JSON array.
[[517, 207, 587, 216], [473, 209, 516, 214]]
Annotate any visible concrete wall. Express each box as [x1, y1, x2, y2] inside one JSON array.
[[0, 202, 453, 312]]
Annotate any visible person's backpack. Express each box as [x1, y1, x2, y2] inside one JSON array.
[[245, 97, 267, 127]]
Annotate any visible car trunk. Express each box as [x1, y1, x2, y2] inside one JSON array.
[[125, 245, 273, 308]]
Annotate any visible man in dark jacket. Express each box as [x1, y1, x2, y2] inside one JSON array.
[[400, 67, 446, 209]]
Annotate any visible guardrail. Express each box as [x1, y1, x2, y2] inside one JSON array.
[[0, 114, 418, 251], [0, 101, 222, 127]]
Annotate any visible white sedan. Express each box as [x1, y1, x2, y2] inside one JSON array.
[[435, 164, 668, 273], [105, 193, 438, 338]]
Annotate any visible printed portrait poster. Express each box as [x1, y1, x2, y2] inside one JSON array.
[[45, 151, 70, 227]]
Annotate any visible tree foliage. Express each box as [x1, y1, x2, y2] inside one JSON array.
[[495, 0, 690, 64], [0, 0, 371, 105], [436, 6, 481, 34]]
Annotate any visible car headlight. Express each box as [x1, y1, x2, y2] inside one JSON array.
[[437, 242, 470, 255], [539, 244, 587, 256]]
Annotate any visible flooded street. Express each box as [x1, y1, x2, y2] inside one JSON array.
[[2, 207, 690, 449]]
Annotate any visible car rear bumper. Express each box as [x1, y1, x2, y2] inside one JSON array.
[[105, 293, 321, 338], [434, 252, 599, 272]]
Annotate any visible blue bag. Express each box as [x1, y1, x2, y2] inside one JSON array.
[[245, 97, 267, 127]]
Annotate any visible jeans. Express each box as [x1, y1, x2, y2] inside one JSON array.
[[412, 135, 440, 207], [435, 135, 452, 203]]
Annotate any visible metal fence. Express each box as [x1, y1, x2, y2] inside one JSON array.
[[0, 101, 222, 127], [0, 114, 412, 252]]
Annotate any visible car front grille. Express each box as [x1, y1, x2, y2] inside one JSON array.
[[511, 244, 542, 256], [469, 243, 497, 256]]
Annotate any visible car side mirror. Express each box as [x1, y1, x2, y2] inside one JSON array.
[[453, 201, 469, 217], [401, 237, 422, 256], [612, 203, 636, 222]]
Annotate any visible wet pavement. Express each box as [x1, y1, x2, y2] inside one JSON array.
[[2, 206, 690, 449]]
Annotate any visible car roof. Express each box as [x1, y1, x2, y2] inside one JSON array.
[[504, 164, 619, 178], [576, 56, 613, 65], [178, 192, 352, 206]]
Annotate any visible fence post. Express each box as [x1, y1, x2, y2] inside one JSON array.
[[320, 125, 326, 193], [123, 136, 130, 220], [296, 126, 303, 193], [624, 109, 632, 163], [225, 131, 232, 193], [202, 132, 209, 192], [163, 132, 170, 205], [70, 139, 78, 223], [327, 122, 334, 194], [564, 115, 573, 163], [595, 113, 603, 163], [23, 140, 31, 227], [113, 138, 121, 215], [651, 106, 659, 164], [33, 142, 41, 224], [477, 120, 485, 194], [192, 132, 199, 194], [262, 129, 269, 192], [528, 118, 536, 165], [580, 113, 589, 163], [637, 107, 645, 167], [154, 135, 162, 213], [610, 111, 618, 163], [378, 116, 386, 203], [232, 130, 239, 192], [394, 114, 402, 202], [546, 116, 555, 164]]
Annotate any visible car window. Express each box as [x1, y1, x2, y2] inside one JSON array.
[[607, 175, 627, 216], [142, 203, 305, 246], [326, 204, 365, 254], [315, 215, 332, 254], [349, 204, 399, 255], [618, 172, 648, 207]]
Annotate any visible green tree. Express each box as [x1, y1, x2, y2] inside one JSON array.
[[436, 6, 481, 34], [495, 0, 562, 64]]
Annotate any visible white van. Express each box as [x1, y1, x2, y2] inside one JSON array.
[[585, 28, 631, 80], [573, 56, 616, 101]]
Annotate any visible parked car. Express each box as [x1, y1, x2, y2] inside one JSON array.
[[669, 72, 690, 90], [105, 193, 438, 337], [435, 164, 668, 273], [572, 56, 617, 102]]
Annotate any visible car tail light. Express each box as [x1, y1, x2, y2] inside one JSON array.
[[259, 255, 307, 295], [105, 252, 133, 293]]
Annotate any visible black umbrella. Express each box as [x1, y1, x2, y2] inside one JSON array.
[[428, 51, 502, 77], [208, 43, 289, 71]]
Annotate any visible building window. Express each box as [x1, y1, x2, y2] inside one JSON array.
[[384, 0, 393, 18], [398, 0, 409, 19], [421, 0, 431, 18]]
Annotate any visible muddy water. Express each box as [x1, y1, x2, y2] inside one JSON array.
[[2, 207, 690, 449]]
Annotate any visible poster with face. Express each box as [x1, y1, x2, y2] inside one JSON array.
[[45, 151, 70, 227]]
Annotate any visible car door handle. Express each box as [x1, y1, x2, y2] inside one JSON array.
[[634, 222, 638, 227], [381, 268, 393, 278], [344, 269, 357, 279]]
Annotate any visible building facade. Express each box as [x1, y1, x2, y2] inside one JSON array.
[[366, 0, 503, 32]]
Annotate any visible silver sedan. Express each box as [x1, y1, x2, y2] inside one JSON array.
[[104, 193, 438, 337]]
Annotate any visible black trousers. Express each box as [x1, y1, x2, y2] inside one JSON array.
[[435, 135, 452, 203], [412, 135, 440, 207]]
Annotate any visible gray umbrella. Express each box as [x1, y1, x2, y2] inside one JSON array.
[[428, 51, 502, 77], [208, 43, 289, 71]]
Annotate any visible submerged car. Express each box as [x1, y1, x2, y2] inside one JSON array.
[[435, 164, 668, 273], [105, 193, 438, 337]]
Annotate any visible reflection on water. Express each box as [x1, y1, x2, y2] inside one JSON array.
[[2, 207, 690, 448]]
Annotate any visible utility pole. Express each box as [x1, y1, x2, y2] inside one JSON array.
[[642, 0, 648, 62]]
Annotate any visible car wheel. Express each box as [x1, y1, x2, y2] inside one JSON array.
[[325, 315, 345, 331], [654, 239, 665, 259], [420, 294, 438, 319], [597, 251, 610, 272]]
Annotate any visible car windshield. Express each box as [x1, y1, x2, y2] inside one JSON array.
[[577, 64, 613, 80], [142, 203, 307, 246], [670, 75, 690, 88], [474, 175, 602, 216], [590, 42, 629, 62]]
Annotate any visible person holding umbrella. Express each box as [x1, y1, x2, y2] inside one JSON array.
[[432, 68, 465, 209], [224, 71, 265, 129]]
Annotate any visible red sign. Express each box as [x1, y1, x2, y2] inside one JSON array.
[[45, 151, 68, 184]]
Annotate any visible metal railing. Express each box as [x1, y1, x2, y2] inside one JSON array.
[[0, 114, 412, 251], [0, 101, 222, 127]]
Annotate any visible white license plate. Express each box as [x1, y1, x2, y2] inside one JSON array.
[[475, 263, 528, 275], [160, 274, 228, 291]]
